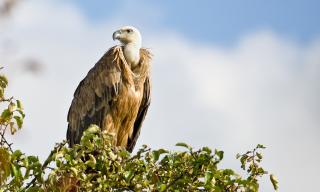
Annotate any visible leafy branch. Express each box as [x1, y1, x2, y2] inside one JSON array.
[[0, 72, 278, 191]]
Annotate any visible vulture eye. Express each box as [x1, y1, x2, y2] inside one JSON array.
[[126, 29, 133, 33]]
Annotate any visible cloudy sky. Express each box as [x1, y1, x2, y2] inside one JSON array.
[[1, 0, 319, 191]]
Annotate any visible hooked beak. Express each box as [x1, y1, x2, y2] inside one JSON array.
[[112, 30, 121, 41]]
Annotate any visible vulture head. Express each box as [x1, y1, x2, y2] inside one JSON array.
[[112, 26, 142, 66], [112, 26, 142, 47]]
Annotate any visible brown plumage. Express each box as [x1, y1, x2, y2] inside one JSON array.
[[67, 45, 151, 152]]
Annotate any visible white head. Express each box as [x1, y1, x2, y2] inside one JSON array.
[[112, 26, 142, 48]]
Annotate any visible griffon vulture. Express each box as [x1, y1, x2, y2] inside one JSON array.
[[67, 26, 151, 152]]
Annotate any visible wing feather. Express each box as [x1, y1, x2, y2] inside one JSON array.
[[67, 46, 122, 146]]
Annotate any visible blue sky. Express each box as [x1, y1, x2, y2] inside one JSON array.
[[73, 0, 320, 45]]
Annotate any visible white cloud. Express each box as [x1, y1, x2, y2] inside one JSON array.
[[0, 1, 319, 191], [145, 32, 320, 191]]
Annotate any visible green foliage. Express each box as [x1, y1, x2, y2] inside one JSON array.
[[0, 72, 278, 191]]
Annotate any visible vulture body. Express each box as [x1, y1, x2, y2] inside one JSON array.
[[67, 26, 151, 152]]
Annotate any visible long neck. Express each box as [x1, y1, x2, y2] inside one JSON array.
[[123, 42, 141, 67]]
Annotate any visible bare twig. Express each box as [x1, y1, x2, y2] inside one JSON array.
[[0, 124, 13, 152]]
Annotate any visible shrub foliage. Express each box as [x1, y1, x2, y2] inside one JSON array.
[[0, 73, 278, 191]]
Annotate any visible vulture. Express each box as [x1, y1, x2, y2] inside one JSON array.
[[67, 26, 151, 152]]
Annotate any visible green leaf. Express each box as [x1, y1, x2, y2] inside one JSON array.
[[175, 142, 192, 151], [215, 149, 224, 160], [0, 75, 8, 88], [70, 167, 78, 176], [119, 150, 130, 158], [256, 152, 263, 159], [152, 149, 168, 161], [10, 164, 23, 181], [8, 102, 17, 112], [16, 100, 23, 109], [202, 146, 212, 154], [17, 109, 25, 118], [223, 169, 235, 176], [9, 122, 17, 135], [86, 124, 100, 134], [270, 174, 279, 191], [14, 116, 23, 128], [27, 155, 39, 163], [159, 184, 167, 192], [204, 171, 213, 185], [257, 144, 266, 149], [108, 151, 117, 161], [85, 154, 97, 168], [157, 148, 169, 154], [1, 109, 12, 120], [124, 170, 134, 182], [12, 150, 23, 159], [152, 150, 160, 161]]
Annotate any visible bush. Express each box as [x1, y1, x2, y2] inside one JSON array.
[[0, 73, 278, 192]]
